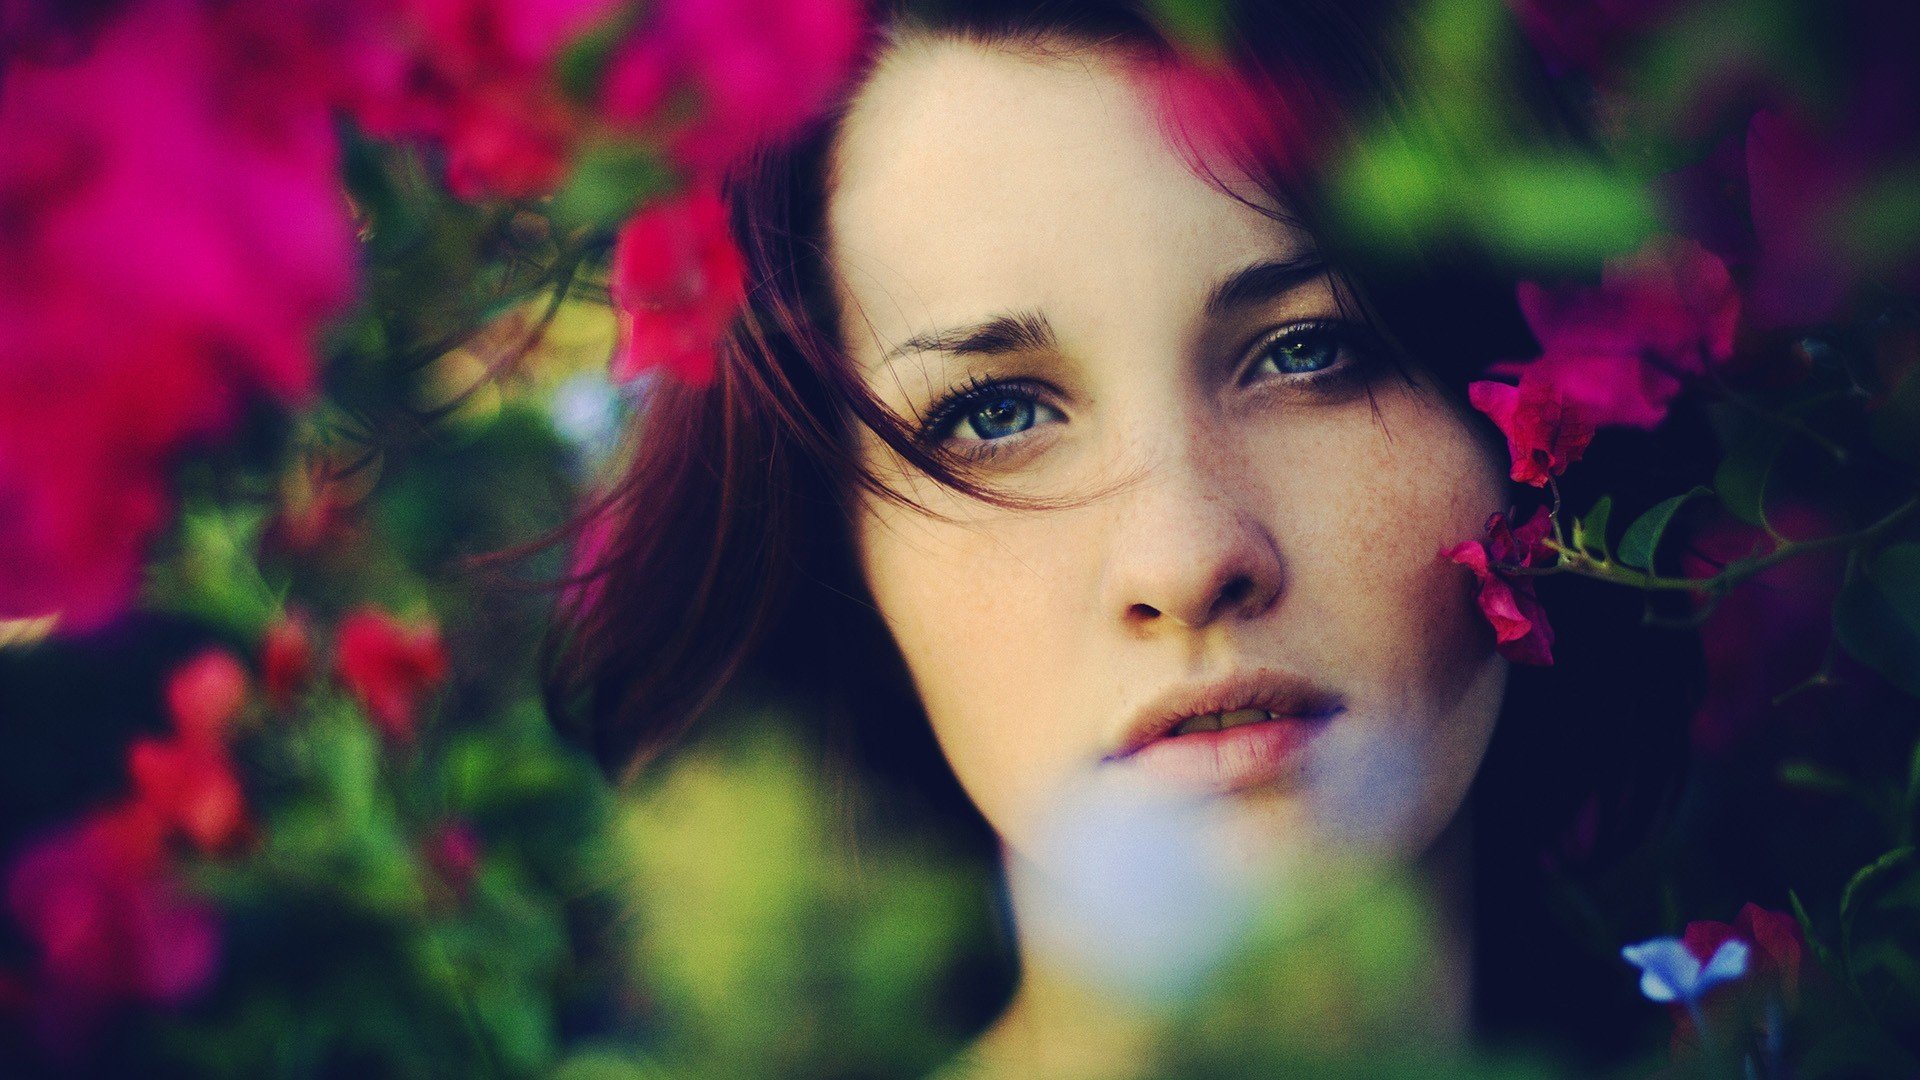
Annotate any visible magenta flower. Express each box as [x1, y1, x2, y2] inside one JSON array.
[[1492, 236, 1739, 431], [1443, 507, 1557, 666], [0, 0, 355, 629], [610, 187, 748, 386], [1469, 368, 1596, 487], [5, 805, 221, 1013], [334, 607, 452, 742], [348, 0, 625, 199], [601, 0, 866, 178]]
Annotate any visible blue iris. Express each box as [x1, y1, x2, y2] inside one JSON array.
[[1258, 329, 1340, 375], [965, 394, 1037, 440]]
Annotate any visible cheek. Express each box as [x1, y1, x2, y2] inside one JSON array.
[[852, 504, 1090, 842], [1261, 383, 1509, 853]]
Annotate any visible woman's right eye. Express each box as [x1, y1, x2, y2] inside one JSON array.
[[922, 378, 1064, 452]]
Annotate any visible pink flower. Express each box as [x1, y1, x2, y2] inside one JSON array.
[[4, 804, 220, 1012], [262, 613, 316, 707], [164, 649, 250, 744], [609, 187, 747, 385], [1443, 507, 1557, 666], [601, 0, 866, 178], [1491, 236, 1739, 431], [1666, 903, 1809, 1056], [334, 607, 452, 741], [0, 0, 355, 630], [348, 0, 625, 198], [127, 735, 249, 855], [1469, 368, 1596, 487]]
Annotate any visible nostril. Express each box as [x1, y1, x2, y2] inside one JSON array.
[[1215, 575, 1254, 610], [1129, 602, 1162, 621]]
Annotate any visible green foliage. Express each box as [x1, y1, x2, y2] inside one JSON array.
[[1836, 544, 1920, 700]]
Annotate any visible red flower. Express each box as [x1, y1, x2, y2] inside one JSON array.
[[1683, 904, 1806, 1005], [609, 188, 748, 386], [1492, 236, 1739, 430], [334, 607, 451, 741], [0, 0, 354, 630], [126, 738, 248, 854], [348, 0, 624, 199], [164, 648, 249, 744], [1666, 903, 1809, 1056], [601, 0, 865, 179], [4, 804, 220, 1010], [262, 613, 316, 707], [1469, 368, 1595, 487], [1444, 507, 1557, 665]]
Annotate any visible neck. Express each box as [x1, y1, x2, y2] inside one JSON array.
[[969, 808, 1478, 1078]]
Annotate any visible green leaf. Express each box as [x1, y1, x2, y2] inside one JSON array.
[[548, 142, 672, 233], [1617, 486, 1710, 571], [1716, 423, 1791, 527], [1789, 888, 1843, 980], [1836, 543, 1920, 700], [1572, 495, 1613, 560], [1841, 847, 1917, 988], [1472, 155, 1657, 264], [1779, 760, 1861, 798]]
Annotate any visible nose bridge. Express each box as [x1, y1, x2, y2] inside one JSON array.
[[1099, 405, 1284, 632]]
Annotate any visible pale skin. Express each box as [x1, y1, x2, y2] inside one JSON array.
[[826, 38, 1512, 1074]]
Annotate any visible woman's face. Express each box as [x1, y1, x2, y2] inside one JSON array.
[[828, 40, 1511, 869]]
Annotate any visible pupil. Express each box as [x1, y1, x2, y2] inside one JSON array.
[[1278, 338, 1333, 373], [969, 396, 1032, 439]]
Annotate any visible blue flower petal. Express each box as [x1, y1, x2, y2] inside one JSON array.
[[1697, 938, 1750, 992], [1621, 937, 1702, 1004]]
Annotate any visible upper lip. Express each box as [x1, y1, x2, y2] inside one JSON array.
[[1104, 668, 1346, 760]]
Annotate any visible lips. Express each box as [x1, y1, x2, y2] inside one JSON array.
[[1103, 669, 1345, 794]]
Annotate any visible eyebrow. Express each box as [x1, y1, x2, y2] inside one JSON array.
[[877, 253, 1328, 369], [880, 310, 1057, 367], [1202, 254, 1327, 319]]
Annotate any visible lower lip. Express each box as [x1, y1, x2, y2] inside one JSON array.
[[1109, 712, 1340, 794]]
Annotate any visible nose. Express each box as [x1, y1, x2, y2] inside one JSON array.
[[1100, 426, 1285, 634]]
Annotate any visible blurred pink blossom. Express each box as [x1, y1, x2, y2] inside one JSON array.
[[609, 187, 747, 385], [0, 0, 354, 629], [164, 648, 250, 744], [4, 804, 220, 1022], [335, 607, 452, 741], [1493, 236, 1739, 430], [602, 0, 865, 178], [348, 0, 625, 198]]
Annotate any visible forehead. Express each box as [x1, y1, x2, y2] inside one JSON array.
[[826, 40, 1307, 364]]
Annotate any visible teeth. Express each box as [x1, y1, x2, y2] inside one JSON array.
[[1219, 708, 1270, 730], [1171, 712, 1222, 736], [1169, 709, 1272, 737]]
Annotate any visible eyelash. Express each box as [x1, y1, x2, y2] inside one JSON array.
[[915, 319, 1373, 461]]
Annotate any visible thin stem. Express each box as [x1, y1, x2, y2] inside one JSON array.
[[1539, 494, 1920, 597]]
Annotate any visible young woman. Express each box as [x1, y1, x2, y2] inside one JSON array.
[[550, 0, 1705, 1070]]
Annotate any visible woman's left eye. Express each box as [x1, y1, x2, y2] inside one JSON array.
[[1244, 321, 1353, 380]]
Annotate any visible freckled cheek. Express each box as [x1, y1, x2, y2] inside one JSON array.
[[1257, 398, 1505, 705]]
